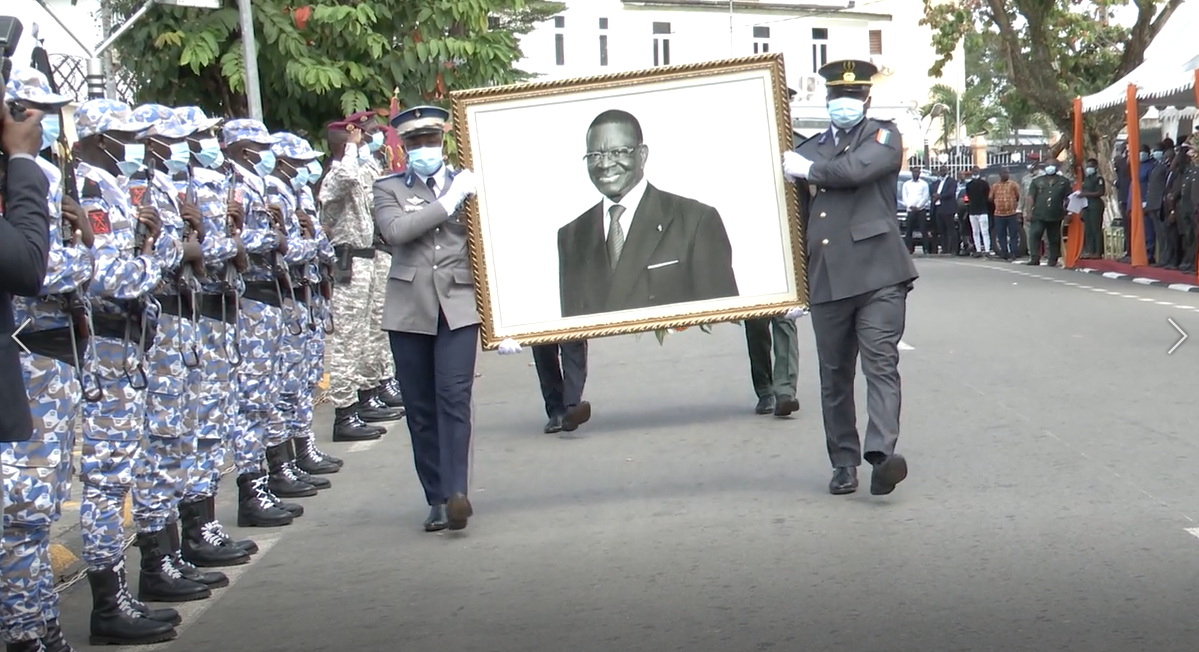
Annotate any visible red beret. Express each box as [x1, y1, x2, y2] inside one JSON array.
[[343, 110, 379, 126]]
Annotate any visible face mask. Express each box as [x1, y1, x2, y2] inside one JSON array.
[[369, 132, 384, 152], [1140, 152, 1149, 162], [306, 161, 322, 184], [1045, 165, 1057, 176], [408, 146, 443, 176], [40, 116, 59, 152], [196, 138, 224, 169], [1085, 167, 1096, 176], [827, 97, 865, 129], [164, 141, 192, 174], [252, 149, 276, 177], [358, 144, 373, 163], [1153, 150, 1164, 161], [290, 165, 309, 190], [117, 143, 145, 177]]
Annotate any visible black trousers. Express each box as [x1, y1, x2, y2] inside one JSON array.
[[388, 312, 479, 506], [531, 341, 588, 418], [935, 211, 957, 255], [904, 209, 927, 254]]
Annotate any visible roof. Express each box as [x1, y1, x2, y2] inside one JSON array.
[[619, 0, 892, 21], [1081, 2, 1199, 112]]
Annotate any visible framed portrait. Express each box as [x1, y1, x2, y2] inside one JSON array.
[[451, 53, 804, 349]]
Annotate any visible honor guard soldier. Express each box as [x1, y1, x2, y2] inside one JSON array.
[[784, 59, 917, 497], [171, 106, 259, 567], [72, 99, 182, 645], [270, 133, 342, 476], [374, 105, 480, 531], [0, 67, 94, 652], [220, 119, 305, 528]]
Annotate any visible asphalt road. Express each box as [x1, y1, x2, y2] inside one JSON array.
[[55, 258, 1199, 652]]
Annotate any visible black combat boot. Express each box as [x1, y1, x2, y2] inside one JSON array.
[[112, 558, 181, 625], [206, 495, 258, 554], [136, 529, 211, 602], [261, 483, 305, 518], [87, 564, 177, 646], [236, 472, 294, 528], [286, 439, 331, 489], [266, 444, 317, 497], [40, 618, 76, 652], [332, 405, 383, 442], [294, 435, 341, 474], [356, 388, 403, 422], [6, 639, 44, 651], [166, 521, 228, 588], [179, 497, 250, 567], [378, 378, 405, 408]]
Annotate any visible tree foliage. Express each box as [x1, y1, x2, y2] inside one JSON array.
[[109, 0, 564, 141]]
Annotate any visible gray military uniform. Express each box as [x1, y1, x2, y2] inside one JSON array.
[[795, 118, 918, 468]]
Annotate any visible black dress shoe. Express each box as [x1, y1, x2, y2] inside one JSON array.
[[562, 401, 591, 432], [543, 415, 563, 434], [773, 395, 800, 417], [828, 466, 858, 495], [870, 453, 908, 495], [424, 505, 448, 532], [754, 396, 776, 415], [446, 493, 473, 531]]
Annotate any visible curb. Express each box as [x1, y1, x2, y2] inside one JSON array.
[[1075, 267, 1199, 293]]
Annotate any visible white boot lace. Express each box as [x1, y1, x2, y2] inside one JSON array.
[[253, 474, 284, 507], [113, 559, 147, 617], [160, 555, 185, 580], [201, 520, 228, 546]]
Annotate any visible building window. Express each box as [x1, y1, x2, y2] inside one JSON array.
[[599, 17, 608, 29], [555, 33, 565, 66], [753, 25, 769, 54], [652, 22, 671, 67], [811, 27, 828, 73], [652, 22, 671, 35], [869, 29, 883, 55], [599, 34, 608, 66], [488, 15, 500, 30], [554, 16, 565, 29]]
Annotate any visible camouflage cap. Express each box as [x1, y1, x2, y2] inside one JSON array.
[[74, 99, 155, 140], [222, 119, 275, 147], [130, 103, 196, 139], [270, 132, 322, 161], [173, 106, 223, 134], [5, 67, 72, 107]]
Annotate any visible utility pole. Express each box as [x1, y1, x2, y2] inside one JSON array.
[[237, 0, 264, 120]]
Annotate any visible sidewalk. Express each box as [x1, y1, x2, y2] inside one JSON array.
[[49, 374, 333, 590]]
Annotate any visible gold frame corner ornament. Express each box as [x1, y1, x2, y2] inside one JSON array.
[[450, 53, 807, 350]]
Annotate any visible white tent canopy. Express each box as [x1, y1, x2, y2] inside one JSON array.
[[1081, 2, 1199, 113]]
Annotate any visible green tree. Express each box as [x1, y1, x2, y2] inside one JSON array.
[[108, 0, 564, 141], [959, 28, 1056, 140], [921, 0, 1185, 215]]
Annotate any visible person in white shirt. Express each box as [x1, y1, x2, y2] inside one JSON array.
[[902, 168, 931, 254]]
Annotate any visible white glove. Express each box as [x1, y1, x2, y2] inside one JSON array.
[[784, 306, 808, 320], [497, 338, 522, 355], [783, 151, 813, 180], [437, 169, 476, 214]]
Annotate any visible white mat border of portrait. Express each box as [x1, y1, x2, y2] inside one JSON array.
[[452, 54, 806, 349]]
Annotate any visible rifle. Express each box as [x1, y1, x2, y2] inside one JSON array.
[[221, 167, 243, 366], [176, 169, 201, 368], [266, 195, 304, 336], [124, 154, 156, 390]]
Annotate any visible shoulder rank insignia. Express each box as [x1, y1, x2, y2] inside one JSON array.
[[875, 129, 892, 146]]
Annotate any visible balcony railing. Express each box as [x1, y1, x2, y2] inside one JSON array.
[[47, 54, 139, 105]]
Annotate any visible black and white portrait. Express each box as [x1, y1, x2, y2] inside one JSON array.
[[452, 55, 805, 348]]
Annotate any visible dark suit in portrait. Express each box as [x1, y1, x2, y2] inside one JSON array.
[[557, 109, 738, 318]]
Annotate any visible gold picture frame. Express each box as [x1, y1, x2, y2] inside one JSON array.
[[451, 53, 805, 350]]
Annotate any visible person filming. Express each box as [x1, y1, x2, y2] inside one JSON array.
[[0, 98, 52, 443]]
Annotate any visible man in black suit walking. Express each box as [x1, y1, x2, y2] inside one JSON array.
[[0, 100, 51, 443], [557, 109, 738, 318], [931, 165, 959, 255]]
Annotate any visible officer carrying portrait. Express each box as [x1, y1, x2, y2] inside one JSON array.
[[449, 54, 806, 348]]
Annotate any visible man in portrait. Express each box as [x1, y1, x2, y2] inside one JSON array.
[[557, 109, 739, 318]]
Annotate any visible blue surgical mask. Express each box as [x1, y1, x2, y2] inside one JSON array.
[[290, 166, 309, 190], [252, 150, 276, 177], [306, 161, 322, 183], [369, 132, 384, 152], [1140, 152, 1149, 162], [1085, 166, 1096, 176], [1045, 165, 1057, 175], [40, 116, 60, 152], [196, 138, 224, 169], [165, 141, 192, 174], [827, 97, 865, 129], [1153, 150, 1164, 161], [408, 146, 443, 176], [118, 143, 145, 177]]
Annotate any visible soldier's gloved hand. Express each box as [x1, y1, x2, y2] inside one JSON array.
[[784, 306, 808, 320], [497, 338, 522, 355], [437, 169, 477, 214], [783, 151, 812, 180]]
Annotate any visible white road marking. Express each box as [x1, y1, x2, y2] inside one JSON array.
[[1167, 283, 1199, 293], [898, 341, 915, 351], [1139, 298, 1156, 302], [1102, 271, 1127, 279], [1155, 301, 1175, 306], [1132, 277, 1157, 285], [1186, 527, 1199, 540], [347, 439, 382, 453], [115, 534, 283, 651]]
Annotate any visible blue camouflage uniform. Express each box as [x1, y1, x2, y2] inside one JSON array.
[[222, 120, 303, 526], [0, 68, 92, 646]]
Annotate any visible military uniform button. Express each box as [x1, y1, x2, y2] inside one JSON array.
[[822, 239, 829, 245], [432, 265, 438, 270], [819, 212, 827, 218], [435, 245, 441, 250]]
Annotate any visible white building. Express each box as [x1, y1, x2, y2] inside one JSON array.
[[514, 0, 966, 151]]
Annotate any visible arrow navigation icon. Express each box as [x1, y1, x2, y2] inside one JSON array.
[[1169, 318, 1188, 355], [11, 318, 30, 355]]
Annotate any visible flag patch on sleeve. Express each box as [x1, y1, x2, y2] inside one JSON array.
[[875, 129, 891, 145]]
